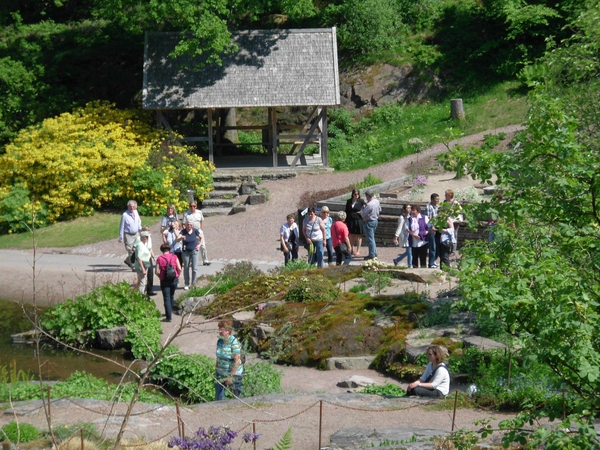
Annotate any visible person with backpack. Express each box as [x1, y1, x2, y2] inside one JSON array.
[[177, 221, 203, 290], [406, 345, 450, 398], [155, 243, 182, 322]]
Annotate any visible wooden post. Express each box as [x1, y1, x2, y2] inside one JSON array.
[[176, 400, 182, 436], [451, 391, 459, 431], [47, 386, 52, 428], [451, 99, 465, 121], [321, 106, 329, 167], [270, 108, 278, 167], [507, 350, 512, 389], [80, 428, 84, 450], [253, 423, 257, 450], [318, 400, 323, 450], [207, 109, 214, 164]]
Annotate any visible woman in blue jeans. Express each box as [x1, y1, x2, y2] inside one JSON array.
[[177, 221, 202, 289], [155, 243, 182, 322], [215, 320, 243, 400], [303, 207, 326, 268]]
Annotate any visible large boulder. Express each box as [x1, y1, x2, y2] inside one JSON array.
[[96, 326, 128, 350]]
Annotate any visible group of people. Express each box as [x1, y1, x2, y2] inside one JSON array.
[[392, 189, 461, 269], [280, 188, 462, 269], [118, 200, 212, 322], [280, 188, 383, 267]]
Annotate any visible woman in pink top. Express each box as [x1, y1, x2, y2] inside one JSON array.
[[155, 243, 182, 322], [331, 211, 353, 265]]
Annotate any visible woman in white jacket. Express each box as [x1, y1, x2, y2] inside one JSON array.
[[392, 204, 412, 267]]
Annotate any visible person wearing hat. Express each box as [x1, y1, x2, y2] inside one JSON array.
[[133, 230, 153, 294], [360, 190, 382, 260]]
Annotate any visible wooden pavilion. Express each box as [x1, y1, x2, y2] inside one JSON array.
[[142, 28, 340, 168]]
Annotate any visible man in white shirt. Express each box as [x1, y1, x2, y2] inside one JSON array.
[[360, 190, 382, 260], [118, 200, 142, 269]]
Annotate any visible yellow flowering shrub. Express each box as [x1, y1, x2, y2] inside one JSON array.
[[0, 101, 214, 232]]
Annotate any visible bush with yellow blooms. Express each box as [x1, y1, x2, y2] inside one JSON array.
[[0, 101, 214, 233]]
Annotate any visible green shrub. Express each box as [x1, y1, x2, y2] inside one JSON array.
[[0, 371, 169, 404], [217, 261, 264, 285], [275, 259, 313, 273], [0, 102, 214, 232], [41, 281, 162, 360], [351, 173, 383, 191], [0, 421, 40, 443], [362, 271, 392, 290], [359, 383, 406, 397], [151, 346, 215, 404], [240, 362, 283, 397], [283, 275, 340, 303]]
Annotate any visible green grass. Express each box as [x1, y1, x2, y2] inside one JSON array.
[[0, 213, 160, 249], [329, 81, 528, 171]]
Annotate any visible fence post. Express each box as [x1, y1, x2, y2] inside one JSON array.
[[507, 350, 512, 389], [451, 391, 459, 431], [47, 386, 52, 428], [253, 423, 257, 450], [176, 400, 182, 436], [80, 428, 84, 450], [318, 400, 323, 450]]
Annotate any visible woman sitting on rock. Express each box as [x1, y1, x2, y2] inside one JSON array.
[[406, 346, 450, 398]]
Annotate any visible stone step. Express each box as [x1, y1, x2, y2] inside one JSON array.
[[201, 198, 238, 208], [200, 207, 233, 217], [212, 181, 241, 191], [206, 190, 239, 199]]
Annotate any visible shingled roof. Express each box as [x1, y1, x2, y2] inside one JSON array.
[[143, 28, 340, 110]]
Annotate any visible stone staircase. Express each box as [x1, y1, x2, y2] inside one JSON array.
[[199, 175, 252, 217]]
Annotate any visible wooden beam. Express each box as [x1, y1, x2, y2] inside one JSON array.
[[207, 108, 214, 164], [290, 108, 324, 167], [270, 107, 278, 167], [322, 106, 329, 167], [288, 106, 318, 155]]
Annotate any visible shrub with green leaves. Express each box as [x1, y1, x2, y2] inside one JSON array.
[[0, 422, 40, 443], [242, 362, 283, 397], [359, 383, 406, 397], [41, 281, 162, 360], [151, 345, 216, 404], [0, 371, 169, 403], [283, 275, 340, 303]]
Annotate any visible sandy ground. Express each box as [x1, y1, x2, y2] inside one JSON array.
[[0, 125, 524, 447]]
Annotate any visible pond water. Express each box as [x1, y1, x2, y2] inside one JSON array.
[[0, 299, 139, 382]]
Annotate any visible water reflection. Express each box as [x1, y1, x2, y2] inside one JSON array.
[[0, 300, 140, 382]]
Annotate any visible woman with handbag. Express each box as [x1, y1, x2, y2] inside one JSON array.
[[344, 189, 364, 256], [406, 346, 450, 398], [303, 206, 326, 268], [280, 213, 299, 265], [331, 211, 353, 265]]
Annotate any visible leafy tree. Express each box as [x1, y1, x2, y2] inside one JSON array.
[[446, 0, 600, 414]]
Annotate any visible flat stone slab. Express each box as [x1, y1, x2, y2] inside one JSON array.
[[326, 356, 375, 370], [463, 336, 507, 351], [328, 427, 449, 449]]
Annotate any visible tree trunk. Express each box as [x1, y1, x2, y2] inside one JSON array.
[[222, 108, 239, 143]]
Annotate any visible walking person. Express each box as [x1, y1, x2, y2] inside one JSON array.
[[360, 190, 381, 260], [133, 226, 157, 296], [392, 204, 412, 267], [320, 206, 334, 266], [280, 213, 299, 265], [118, 200, 142, 270], [178, 221, 202, 290], [303, 206, 326, 268], [163, 220, 183, 266], [331, 212, 353, 265], [182, 201, 210, 266], [155, 243, 181, 322], [132, 231, 152, 294], [215, 320, 243, 401], [407, 204, 429, 268], [426, 193, 440, 268]]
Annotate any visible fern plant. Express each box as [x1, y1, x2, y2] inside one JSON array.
[[272, 427, 292, 450]]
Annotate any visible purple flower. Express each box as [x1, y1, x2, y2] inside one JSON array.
[[412, 175, 428, 187], [169, 426, 254, 450]]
